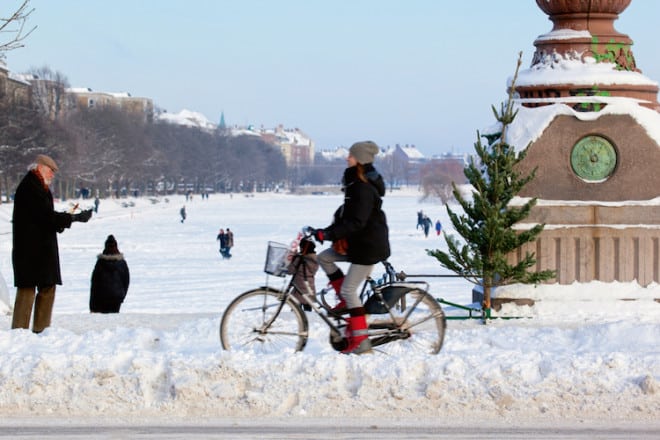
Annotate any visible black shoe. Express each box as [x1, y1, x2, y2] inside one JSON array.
[[329, 305, 349, 316]]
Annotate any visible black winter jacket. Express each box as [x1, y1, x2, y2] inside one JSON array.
[[12, 170, 73, 287], [323, 164, 390, 265], [89, 253, 130, 313]]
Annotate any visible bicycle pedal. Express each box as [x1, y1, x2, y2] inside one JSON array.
[[329, 331, 348, 352]]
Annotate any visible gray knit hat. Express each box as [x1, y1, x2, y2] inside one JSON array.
[[349, 141, 379, 165]]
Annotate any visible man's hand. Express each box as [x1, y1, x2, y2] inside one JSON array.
[[72, 209, 93, 223]]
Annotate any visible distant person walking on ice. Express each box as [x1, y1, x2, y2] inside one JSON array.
[[216, 228, 230, 259], [435, 219, 442, 236], [180, 206, 186, 223], [422, 215, 432, 238], [225, 228, 234, 258]]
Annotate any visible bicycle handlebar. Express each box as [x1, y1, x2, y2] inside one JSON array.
[[302, 226, 315, 238]]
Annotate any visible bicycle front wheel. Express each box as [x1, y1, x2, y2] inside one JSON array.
[[220, 288, 309, 354], [369, 289, 446, 355]]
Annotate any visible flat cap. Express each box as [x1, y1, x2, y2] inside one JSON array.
[[36, 154, 59, 172]]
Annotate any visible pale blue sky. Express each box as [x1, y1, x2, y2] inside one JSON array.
[[5, 0, 660, 155]]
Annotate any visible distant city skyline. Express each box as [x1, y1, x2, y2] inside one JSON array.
[[4, 0, 660, 156]]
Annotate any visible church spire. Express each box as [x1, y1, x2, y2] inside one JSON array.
[[218, 111, 226, 131]]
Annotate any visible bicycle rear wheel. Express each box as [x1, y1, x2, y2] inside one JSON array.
[[220, 288, 309, 353], [368, 289, 446, 355]]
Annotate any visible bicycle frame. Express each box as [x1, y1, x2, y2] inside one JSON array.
[[261, 254, 348, 335]]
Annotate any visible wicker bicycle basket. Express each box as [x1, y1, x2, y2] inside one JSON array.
[[264, 241, 291, 277]]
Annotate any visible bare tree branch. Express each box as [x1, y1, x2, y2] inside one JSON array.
[[0, 0, 36, 57]]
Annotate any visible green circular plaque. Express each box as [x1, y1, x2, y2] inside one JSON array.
[[570, 135, 617, 181]]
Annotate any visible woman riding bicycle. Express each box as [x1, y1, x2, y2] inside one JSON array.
[[311, 141, 390, 354]]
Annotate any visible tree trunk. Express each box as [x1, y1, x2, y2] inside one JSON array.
[[482, 284, 492, 323]]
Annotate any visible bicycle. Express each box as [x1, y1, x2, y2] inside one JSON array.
[[219, 229, 446, 355]]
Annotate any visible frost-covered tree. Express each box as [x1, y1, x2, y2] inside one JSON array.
[[427, 53, 555, 319]]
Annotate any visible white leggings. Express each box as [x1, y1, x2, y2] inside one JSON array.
[[317, 247, 374, 309]]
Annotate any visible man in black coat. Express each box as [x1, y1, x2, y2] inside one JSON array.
[[11, 154, 93, 333]]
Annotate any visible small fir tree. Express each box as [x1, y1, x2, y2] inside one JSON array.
[[427, 53, 555, 318]]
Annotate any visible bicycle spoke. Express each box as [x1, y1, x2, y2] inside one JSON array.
[[220, 289, 308, 353], [368, 289, 445, 355]]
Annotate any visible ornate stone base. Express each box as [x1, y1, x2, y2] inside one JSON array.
[[512, 204, 660, 286]]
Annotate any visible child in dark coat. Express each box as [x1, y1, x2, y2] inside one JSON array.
[[90, 235, 130, 313], [287, 238, 319, 311]]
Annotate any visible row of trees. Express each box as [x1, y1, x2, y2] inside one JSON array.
[[2, 78, 464, 202], [0, 96, 289, 200]]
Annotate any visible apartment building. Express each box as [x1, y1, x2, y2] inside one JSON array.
[[0, 62, 31, 105], [67, 88, 154, 123]]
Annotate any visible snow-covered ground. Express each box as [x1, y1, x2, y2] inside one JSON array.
[[0, 189, 658, 427]]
